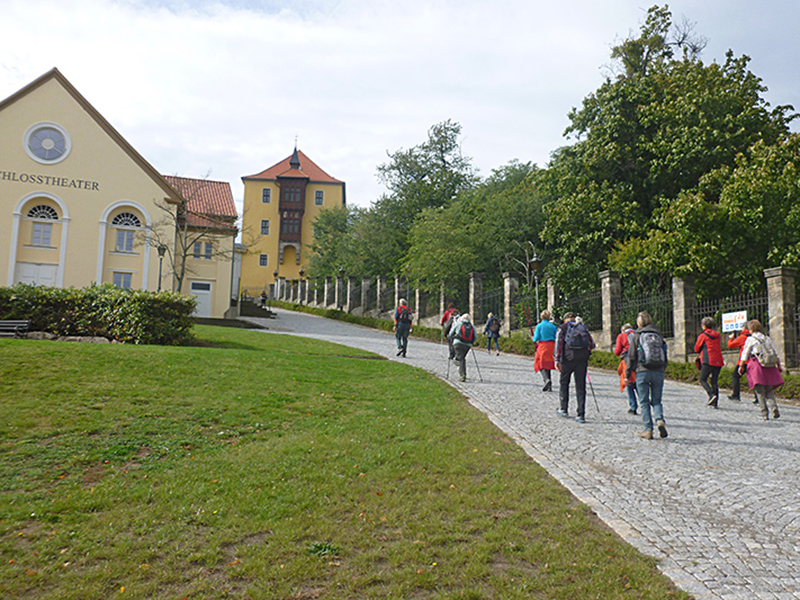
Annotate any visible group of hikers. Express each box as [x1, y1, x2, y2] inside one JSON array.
[[393, 299, 786, 437]]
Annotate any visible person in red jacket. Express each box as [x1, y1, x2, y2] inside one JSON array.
[[614, 323, 638, 414], [727, 327, 758, 404], [694, 317, 724, 408]]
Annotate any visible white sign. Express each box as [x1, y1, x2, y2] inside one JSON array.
[[722, 310, 748, 333]]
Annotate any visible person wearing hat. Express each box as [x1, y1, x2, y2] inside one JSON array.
[[554, 312, 595, 423]]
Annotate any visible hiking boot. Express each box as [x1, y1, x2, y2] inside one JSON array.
[[627, 408, 637, 415], [575, 416, 585, 424], [773, 408, 780, 419], [556, 409, 569, 418], [542, 381, 552, 392], [727, 395, 740, 401], [396, 349, 403, 356], [707, 395, 718, 408], [656, 419, 668, 439], [638, 430, 653, 440], [760, 409, 769, 420]]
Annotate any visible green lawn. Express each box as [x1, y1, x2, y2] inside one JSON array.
[[0, 325, 691, 599]]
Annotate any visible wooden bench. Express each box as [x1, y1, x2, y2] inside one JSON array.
[[0, 320, 30, 339]]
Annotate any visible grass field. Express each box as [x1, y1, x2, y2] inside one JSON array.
[[0, 325, 691, 599]]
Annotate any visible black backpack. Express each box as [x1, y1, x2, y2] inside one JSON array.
[[564, 321, 590, 349], [489, 318, 500, 333], [398, 306, 413, 324]]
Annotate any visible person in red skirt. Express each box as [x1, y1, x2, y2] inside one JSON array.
[[532, 310, 557, 391]]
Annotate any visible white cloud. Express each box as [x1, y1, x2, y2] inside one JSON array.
[[2, 0, 798, 215]]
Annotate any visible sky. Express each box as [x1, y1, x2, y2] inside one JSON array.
[[2, 0, 799, 215]]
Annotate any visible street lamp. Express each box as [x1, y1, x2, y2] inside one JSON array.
[[157, 244, 167, 292], [299, 268, 305, 305], [530, 253, 541, 322]]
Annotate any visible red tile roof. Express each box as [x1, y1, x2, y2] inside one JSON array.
[[163, 175, 238, 231], [243, 150, 343, 184]]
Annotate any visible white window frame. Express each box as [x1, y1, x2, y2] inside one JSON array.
[[31, 222, 53, 246], [115, 229, 135, 253], [113, 272, 132, 289]]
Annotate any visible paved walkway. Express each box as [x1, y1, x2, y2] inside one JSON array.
[[245, 309, 800, 600]]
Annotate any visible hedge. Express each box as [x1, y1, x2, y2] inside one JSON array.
[[0, 284, 196, 345]]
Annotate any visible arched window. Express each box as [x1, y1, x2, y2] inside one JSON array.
[[111, 211, 142, 253], [27, 204, 59, 246]]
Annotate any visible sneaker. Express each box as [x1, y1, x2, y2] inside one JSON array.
[[773, 408, 781, 419], [638, 430, 653, 440], [707, 395, 718, 408], [627, 408, 637, 415], [542, 381, 552, 392], [396, 349, 403, 356], [760, 410, 769, 420], [556, 409, 569, 418], [459, 375, 466, 382], [727, 395, 741, 401], [575, 416, 585, 424], [656, 419, 668, 439]]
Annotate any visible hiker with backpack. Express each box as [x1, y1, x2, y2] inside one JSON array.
[[694, 317, 724, 408], [626, 311, 669, 440], [614, 323, 639, 415], [727, 327, 759, 406], [554, 312, 595, 423], [448, 313, 476, 382], [738, 319, 783, 420], [484, 312, 501, 355], [393, 298, 414, 358]]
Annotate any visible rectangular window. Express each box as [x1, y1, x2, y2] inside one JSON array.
[[259, 254, 269, 267], [116, 229, 135, 252], [193, 241, 202, 258], [262, 188, 271, 203], [261, 219, 270, 235], [283, 188, 300, 203], [32, 223, 52, 246], [113, 272, 132, 289], [204, 242, 213, 260], [315, 190, 324, 206]]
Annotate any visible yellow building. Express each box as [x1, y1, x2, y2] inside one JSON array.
[[240, 148, 346, 296], [0, 68, 237, 318]]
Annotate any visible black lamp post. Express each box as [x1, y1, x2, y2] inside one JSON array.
[[157, 244, 167, 292], [299, 269, 305, 305], [530, 253, 541, 322]]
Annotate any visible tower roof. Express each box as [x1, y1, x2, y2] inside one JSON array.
[[242, 149, 343, 184]]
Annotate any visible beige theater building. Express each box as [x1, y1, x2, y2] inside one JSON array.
[[0, 68, 237, 318], [240, 148, 346, 296]]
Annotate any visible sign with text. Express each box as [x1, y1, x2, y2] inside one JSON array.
[[722, 310, 748, 333]]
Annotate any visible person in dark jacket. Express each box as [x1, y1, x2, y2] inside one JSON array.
[[483, 312, 501, 355], [695, 317, 724, 408], [554, 312, 595, 424], [626, 311, 668, 440], [393, 299, 413, 357], [727, 328, 758, 405]]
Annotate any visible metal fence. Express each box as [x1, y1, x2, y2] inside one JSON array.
[[480, 286, 504, 321], [555, 289, 602, 331], [617, 289, 674, 338], [692, 292, 769, 337]]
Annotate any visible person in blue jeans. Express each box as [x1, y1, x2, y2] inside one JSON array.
[[625, 311, 668, 440]]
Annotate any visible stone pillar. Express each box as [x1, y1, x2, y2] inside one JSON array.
[[414, 287, 421, 325], [394, 275, 402, 309], [323, 276, 332, 308], [440, 281, 446, 318], [599, 270, 621, 352], [502, 272, 519, 337], [346, 276, 357, 313], [376, 276, 385, 313], [361, 277, 370, 314], [469, 272, 483, 325], [313, 279, 319, 306], [546, 278, 560, 315], [672, 275, 697, 362], [335, 273, 344, 310], [765, 266, 797, 368], [279, 277, 286, 300]]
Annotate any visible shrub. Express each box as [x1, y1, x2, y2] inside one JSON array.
[[0, 284, 196, 345]]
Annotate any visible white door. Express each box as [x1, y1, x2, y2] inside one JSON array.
[[190, 281, 212, 317], [15, 262, 57, 286]]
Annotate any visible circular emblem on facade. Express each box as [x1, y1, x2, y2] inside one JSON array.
[[24, 122, 71, 164]]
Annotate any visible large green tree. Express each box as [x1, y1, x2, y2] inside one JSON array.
[[542, 5, 795, 295]]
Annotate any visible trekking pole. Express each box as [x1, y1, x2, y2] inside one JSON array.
[[587, 372, 601, 415], [471, 347, 483, 383], [446, 351, 451, 380]]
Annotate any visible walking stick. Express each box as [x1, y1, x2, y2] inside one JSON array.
[[587, 372, 601, 415], [471, 347, 483, 383]]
